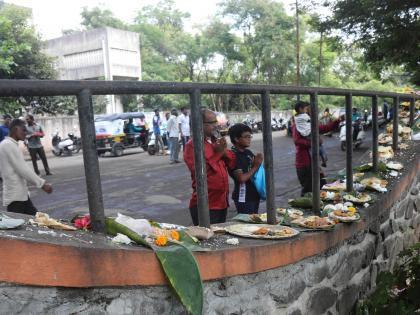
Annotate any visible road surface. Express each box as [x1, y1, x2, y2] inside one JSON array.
[[1, 130, 374, 226]]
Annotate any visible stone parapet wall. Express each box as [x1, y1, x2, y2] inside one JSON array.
[[0, 153, 419, 314]]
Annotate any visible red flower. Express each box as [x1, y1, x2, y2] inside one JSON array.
[[74, 215, 91, 230]]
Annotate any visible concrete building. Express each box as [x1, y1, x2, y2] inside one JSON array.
[[44, 27, 142, 113]]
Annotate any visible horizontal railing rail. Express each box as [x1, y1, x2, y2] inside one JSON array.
[[0, 79, 418, 230]]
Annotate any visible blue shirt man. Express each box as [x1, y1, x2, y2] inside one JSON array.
[[0, 114, 12, 143]]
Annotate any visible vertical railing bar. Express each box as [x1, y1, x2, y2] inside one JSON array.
[[409, 97, 415, 127], [76, 89, 105, 232], [261, 91, 276, 224], [345, 93, 353, 192], [189, 89, 210, 227], [371, 95, 379, 172], [392, 96, 399, 152], [310, 92, 321, 215]]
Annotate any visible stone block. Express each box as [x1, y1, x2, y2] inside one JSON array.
[[336, 284, 358, 315], [327, 247, 348, 278], [380, 220, 392, 240], [384, 235, 404, 262], [414, 195, 420, 212], [369, 219, 380, 235], [374, 234, 383, 258], [348, 231, 366, 245], [306, 287, 338, 315], [269, 275, 306, 305], [362, 239, 376, 268], [403, 231, 416, 249], [287, 308, 302, 315], [395, 199, 408, 219], [410, 213, 420, 229], [405, 200, 415, 220], [397, 218, 409, 233], [303, 260, 328, 286], [390, 219, 399, 234], [370, 264, 378, 292]]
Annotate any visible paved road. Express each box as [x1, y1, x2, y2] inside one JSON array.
[[0, 131, 374, 226]]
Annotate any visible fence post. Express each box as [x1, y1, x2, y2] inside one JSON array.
[[392, 96, 399, 152], [345, 94, 353, 192], [261, 90, 276, 224], [189, 89, 210, 228], [76, 89, 105, 232], [310, 92, 321, 215], [371, 95, 379, 172], [409, 97, 415, 127]]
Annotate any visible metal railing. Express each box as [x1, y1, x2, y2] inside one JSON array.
[[0, 80, 418, 231]]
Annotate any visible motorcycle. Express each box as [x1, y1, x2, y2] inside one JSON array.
[[243, 117, 259, 133], [51, 132, 82, 156], [339, 120, 366, 151]]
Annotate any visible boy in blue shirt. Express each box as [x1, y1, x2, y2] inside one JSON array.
[[228, 123, 263, 214]]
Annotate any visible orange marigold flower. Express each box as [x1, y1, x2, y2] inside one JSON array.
[[155, 235, 168, 246], [171, 230, 180, 241], [348, 207, 356, 213]]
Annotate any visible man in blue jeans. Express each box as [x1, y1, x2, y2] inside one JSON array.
[[166, 109, 180, 164]]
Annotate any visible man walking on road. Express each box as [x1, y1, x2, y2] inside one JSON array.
[[178, 107, 190, 151], [184, 109, 236, 225], [152, 109, 166, 155], [25, 114, 52, 176], [0, 119, 53, 215], [167, 108, 180, 164]]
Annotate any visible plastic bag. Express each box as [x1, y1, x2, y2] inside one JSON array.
[[115, 213, 154, 236], [253, 165, 267, 200]]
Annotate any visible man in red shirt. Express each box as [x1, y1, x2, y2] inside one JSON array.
[[292, 101, 341, 196], [184, 109, 236, 225]]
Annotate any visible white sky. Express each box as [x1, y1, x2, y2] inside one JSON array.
[[6, 0, 298, 40]]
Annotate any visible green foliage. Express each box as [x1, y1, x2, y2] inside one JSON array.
[[325, 0, 420, 85], [357, 243, 420, 315]]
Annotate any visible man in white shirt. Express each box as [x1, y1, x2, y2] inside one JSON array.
[[178, 107, 190, 151], [167, 108, 180, 164], [0, 119, 53, 215]]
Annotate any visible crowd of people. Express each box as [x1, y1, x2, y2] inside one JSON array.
[[0, 101, 384, 227]]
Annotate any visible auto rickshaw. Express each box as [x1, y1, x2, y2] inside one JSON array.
[[94, 112, 150, 157]]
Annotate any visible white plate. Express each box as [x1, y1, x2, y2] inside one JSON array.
[[225, 224, 300, 239]]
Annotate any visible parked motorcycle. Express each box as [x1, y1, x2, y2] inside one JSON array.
[[243, 117, 259, 133], [51, 132, 82, 156], [339, 120, 366, 151]]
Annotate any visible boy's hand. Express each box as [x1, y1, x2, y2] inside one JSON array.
[[253, 153, 263, 167]]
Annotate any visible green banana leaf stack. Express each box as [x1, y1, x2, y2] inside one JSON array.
[[106, 218, 203, 315]]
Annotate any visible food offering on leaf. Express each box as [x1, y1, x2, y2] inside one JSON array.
[[292, 216, 335, 230], [288, 197, 324, 208], [320, 191, 342, 202], [360, 177, 388, 193], [225, 224, 299, 239], [353, 173, 365, 182], [322, 180, 347, 192], [399, 111, 409, 118], [386, 161, 404, 171], [277, 208, 304, 219], [375, 146, 394, 160], [343, 193, 372, 204], [399, 143, 409, 150], [328, 207, 360, 222], [378, 133, 393, 145], [30, 212, 77, 231]]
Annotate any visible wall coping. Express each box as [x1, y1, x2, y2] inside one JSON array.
[[0, 148, 418, 288]]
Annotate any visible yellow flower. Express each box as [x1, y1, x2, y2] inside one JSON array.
[[348, 207, 356, 213], [170, 230, 180, 241], [155, 235, 168, 246]]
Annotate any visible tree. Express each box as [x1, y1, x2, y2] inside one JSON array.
[[0, 3, 55, 79], [326, 0, 420, 85], [80, 6, 127, 30]]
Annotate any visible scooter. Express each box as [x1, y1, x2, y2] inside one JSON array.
[[51, 132, 82, 156], [339, 120, 366, 151]]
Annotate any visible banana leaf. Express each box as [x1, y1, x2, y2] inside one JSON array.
[[106, 218, 204, 315], [154, 243, 203, 315]]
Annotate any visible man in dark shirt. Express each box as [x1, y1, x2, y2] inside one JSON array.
[[228, 123, 263, 214]]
